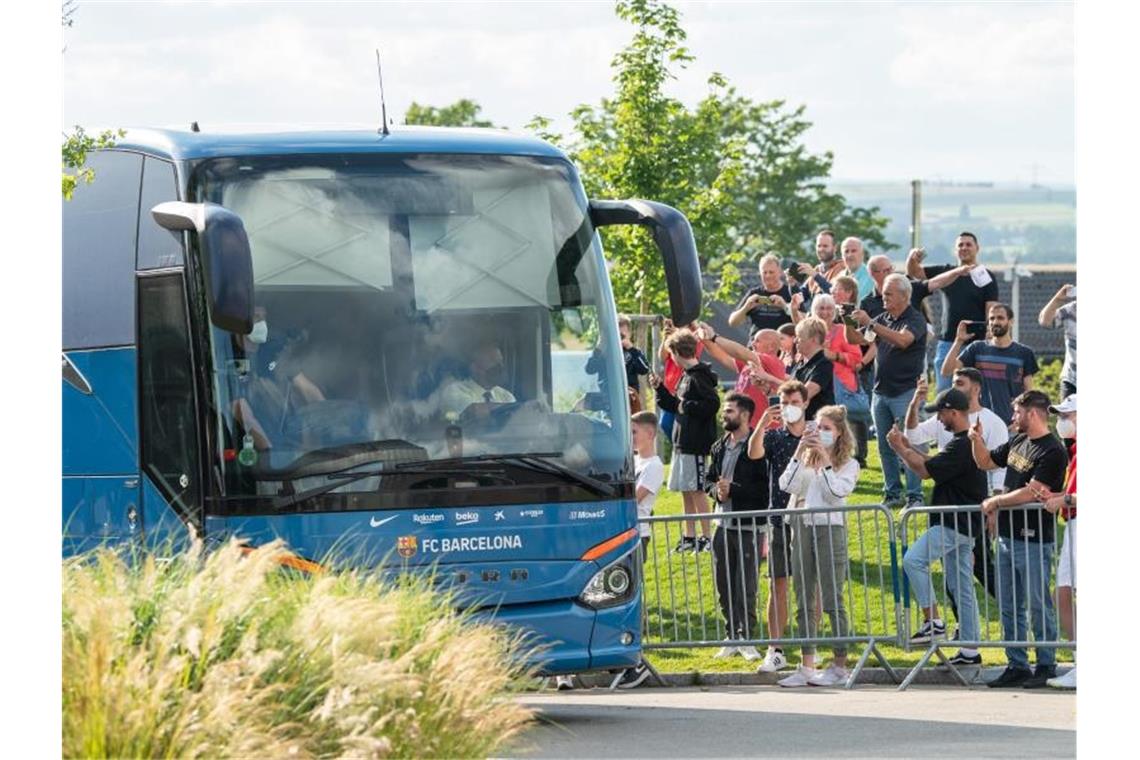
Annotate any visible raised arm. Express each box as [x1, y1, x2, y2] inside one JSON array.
[[969, 420, 997, 471], [728, 294, 759, 328], [1038, 285, 1073, 327], [905, 376, 928, 430], [940, 321, 971, 378]]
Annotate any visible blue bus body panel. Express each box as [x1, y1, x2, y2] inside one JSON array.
[[62, 348, 138, 474], [62, 475, 140, 556], [140, 476, 192, 552], [113, 127, 569, 163], [205, 500, 641, 674]]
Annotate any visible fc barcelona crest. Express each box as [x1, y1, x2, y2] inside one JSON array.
[[397, 535, 418, 558]]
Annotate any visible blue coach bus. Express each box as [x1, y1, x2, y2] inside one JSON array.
[[62, 126, 700, 675]]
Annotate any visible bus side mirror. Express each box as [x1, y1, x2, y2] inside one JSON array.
[[588, 199, 702, 326], [151, 201, 254, 335]]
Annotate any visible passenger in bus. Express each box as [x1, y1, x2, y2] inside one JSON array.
[[439, 341, 517, 420], [231, 305, 326, 451]]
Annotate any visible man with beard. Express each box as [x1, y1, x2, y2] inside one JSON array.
[[940, 303, 1038, 425], [888, 388, 989, 666], [706, 393, 768, 659]]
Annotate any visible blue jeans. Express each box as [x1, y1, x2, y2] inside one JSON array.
[[660, 409, 675, 440], [903, 526, 979, 642], [933, 340, 954, 392], [872, 390, 923, 503], [835, 377, 871, 422], [996, 537, 1057, 670]]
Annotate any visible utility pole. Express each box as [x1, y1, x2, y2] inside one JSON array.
[[910, 180, 922, 249]]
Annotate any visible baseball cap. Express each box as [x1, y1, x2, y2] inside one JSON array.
[[924, 388, 970, 413], [1049, 394, 1077, 415]]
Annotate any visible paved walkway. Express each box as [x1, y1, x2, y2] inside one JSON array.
[[507, 685, 1075, 758]]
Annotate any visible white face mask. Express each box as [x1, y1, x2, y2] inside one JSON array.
[[782, 404, 803, 425], [818, 429, 835, 447], [1056, 417, 1076, 439], [248, 320, 268, 345]]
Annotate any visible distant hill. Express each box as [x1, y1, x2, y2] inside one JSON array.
[[830, 181, 1076, 265]]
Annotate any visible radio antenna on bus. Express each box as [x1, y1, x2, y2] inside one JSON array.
[[375, 49, 390, 136]]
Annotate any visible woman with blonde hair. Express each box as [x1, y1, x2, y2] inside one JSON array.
[[776, 404, 860, 687]]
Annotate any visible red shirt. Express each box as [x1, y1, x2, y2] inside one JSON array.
[[733, 353, 787, 422], [1062, 441, 1077, 519], [663, 343, 705, 394]]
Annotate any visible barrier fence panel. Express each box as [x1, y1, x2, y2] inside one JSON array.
[[639, 504, 902, 689], [896, 502, 1076, 691]]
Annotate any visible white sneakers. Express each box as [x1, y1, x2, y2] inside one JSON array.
[[777, 663, 849, 687], [555, 675, 575, 691], [757, 649, 789, 673], [807, 664, 850, 687], [778, 665, 820, 687], [738, 645, 763, 661], [714, 641, 763, 660], [713, 645, 739, 658], [1047, 667, 1076, 689]]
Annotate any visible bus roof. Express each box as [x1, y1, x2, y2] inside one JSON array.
[[112, 125, 569, 162]]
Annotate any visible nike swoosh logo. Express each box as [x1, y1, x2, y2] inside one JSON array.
[[369, 515, 398, 528]]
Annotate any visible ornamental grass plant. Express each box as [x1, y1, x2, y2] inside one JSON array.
[[62, 539, 534, 759]]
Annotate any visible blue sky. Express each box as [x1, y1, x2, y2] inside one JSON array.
[[62, 1, 1074, 183]]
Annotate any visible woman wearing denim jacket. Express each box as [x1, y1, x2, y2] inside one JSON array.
[[776, 404, 860, 688]]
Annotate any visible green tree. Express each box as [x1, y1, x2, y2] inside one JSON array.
[[404, 99, 498, 128], [529, 0, 892, 316], [62, 126, 125, 200]]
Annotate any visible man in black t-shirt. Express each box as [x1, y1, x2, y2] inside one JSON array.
[[889, 388, 988, 664], [907, 232, 1000, 393], [853, 273, 927, 508], [729, 253, 805, 336], [971, 390, 1067, 689], [791, 317, 834, 420]]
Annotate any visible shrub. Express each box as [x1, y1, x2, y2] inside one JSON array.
[[62, 540, 534, 759]]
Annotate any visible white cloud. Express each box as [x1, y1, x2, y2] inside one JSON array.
[[889, 3, 1073, 103]]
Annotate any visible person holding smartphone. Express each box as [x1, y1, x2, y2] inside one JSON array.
[[728, 253, 805, 336], [940, 303, 1038, 425], [906, 233, 1000, 393]]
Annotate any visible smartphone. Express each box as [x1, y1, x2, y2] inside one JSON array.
[[767, 395, 780, 408], [913, 247, 926, 262], [842, 314, 860, 329], [755, 295, 772, 306], [805, 420, 818, 434], [1069, 285, 1077, 299], [965, 321, 987, 339], [785, 265, 803, 285]]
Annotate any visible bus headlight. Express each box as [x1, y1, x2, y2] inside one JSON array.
[[579, 552, 636, 609]]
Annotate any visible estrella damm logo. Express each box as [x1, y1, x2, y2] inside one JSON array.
[[397, 535, 418, 558]]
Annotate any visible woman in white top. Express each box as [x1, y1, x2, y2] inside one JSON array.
[[776, 404, 860, 688]]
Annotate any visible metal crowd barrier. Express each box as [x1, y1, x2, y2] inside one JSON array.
[[638, 503, 902, 689], [896, 502, 1076, 690]]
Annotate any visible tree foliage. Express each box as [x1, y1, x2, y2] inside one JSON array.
[[404, 99, 499, 128], [530, 0, 892, 316], [62, 126, 124, 200]]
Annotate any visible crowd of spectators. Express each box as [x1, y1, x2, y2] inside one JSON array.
[[615, 230, 1078, 691]]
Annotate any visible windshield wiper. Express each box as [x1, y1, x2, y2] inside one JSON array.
[[270, 465, 483, 511], [253, 439, 429, 482], [396, 452, 615, 498]]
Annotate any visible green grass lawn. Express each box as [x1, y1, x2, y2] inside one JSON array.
[[640, 439, 1072, 675]]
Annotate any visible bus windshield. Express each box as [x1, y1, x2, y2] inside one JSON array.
[[193, 153, 631, 510]]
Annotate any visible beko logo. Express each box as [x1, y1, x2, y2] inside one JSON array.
[[455, 511, 480, 526], [413, 513, 445, 526]]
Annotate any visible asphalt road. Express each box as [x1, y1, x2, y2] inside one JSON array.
[[506, 685, 1075, 758]]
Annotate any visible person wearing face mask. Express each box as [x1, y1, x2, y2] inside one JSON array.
[[774, 404, 860, 687], [971, 390, 1067, 689], [941, 303, 1038, 425], [440, 341, 517, 420], [887, 388, 989, 667], [1036, 395, 1077, 690], [231, 305, 325, 452], [748, 380, 810, 674]]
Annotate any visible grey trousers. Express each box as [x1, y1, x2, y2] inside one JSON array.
[[791, 522, 851, 657]]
